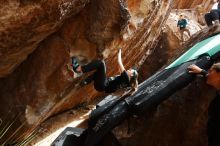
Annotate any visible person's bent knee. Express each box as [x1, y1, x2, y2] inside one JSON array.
[[93, 59, 103, 63], [210, 10, 218, 14], [94, 59, 105, 68], [205, 13, 211, 19], [210, 10, 219, 19], [205, 13, 214, 26]]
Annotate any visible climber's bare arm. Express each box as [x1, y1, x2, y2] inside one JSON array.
[[187, 64, 203, 74], [117, 49, 125, 73]]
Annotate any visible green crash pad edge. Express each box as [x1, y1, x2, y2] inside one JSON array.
[[166, 34, 220, 69]]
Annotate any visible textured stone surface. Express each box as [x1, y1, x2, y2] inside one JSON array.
[[0, 0, 171, 144], [0, 0, 216, 145], [0, 0, 89, 77], [116, 21, 218, 146], [173, 0, 213, 10]]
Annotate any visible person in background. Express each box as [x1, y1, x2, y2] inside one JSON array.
[[177, 14, 191, 42], [204, 0, 220, 31], [188, 63, 220, 146]]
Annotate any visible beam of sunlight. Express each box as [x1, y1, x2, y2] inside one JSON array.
[[34, 112, 90, 146]]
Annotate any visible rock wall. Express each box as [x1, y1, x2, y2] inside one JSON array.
[[114, 9, 217, 146], [0, 0, 216, 145], [173, 0, 213, 10], [0, 0, 172, 144], [0, 0, 89, 77]]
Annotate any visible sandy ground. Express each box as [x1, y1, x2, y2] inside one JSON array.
[[30, 105, 94, 146]]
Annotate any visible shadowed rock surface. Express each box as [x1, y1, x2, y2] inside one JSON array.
[[0, 0, 217, 145], [115, 28, 218, 146]]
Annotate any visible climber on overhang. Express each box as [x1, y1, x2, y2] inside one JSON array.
[[204, 0, 220, 32], [67, 49, 138, 94], [188, 63, 220, 146], [177, 13, 191, 42]]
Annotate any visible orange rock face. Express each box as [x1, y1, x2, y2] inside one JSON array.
[[0, 0, 89, 77], [0, 0, 172, 144], [173, 0, 213, 10], [0, 0, 216, 145]]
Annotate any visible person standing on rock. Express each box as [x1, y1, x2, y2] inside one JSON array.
[[177, 13, 191, 42], [67, 49, 138, 95], [188, 63, 220, 146], [204, 0, 220, 31]]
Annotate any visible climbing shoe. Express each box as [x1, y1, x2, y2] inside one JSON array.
[[71, 56, 80, 73]]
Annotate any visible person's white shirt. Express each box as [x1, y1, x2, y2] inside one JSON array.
[[212, 2, 218, 10]]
